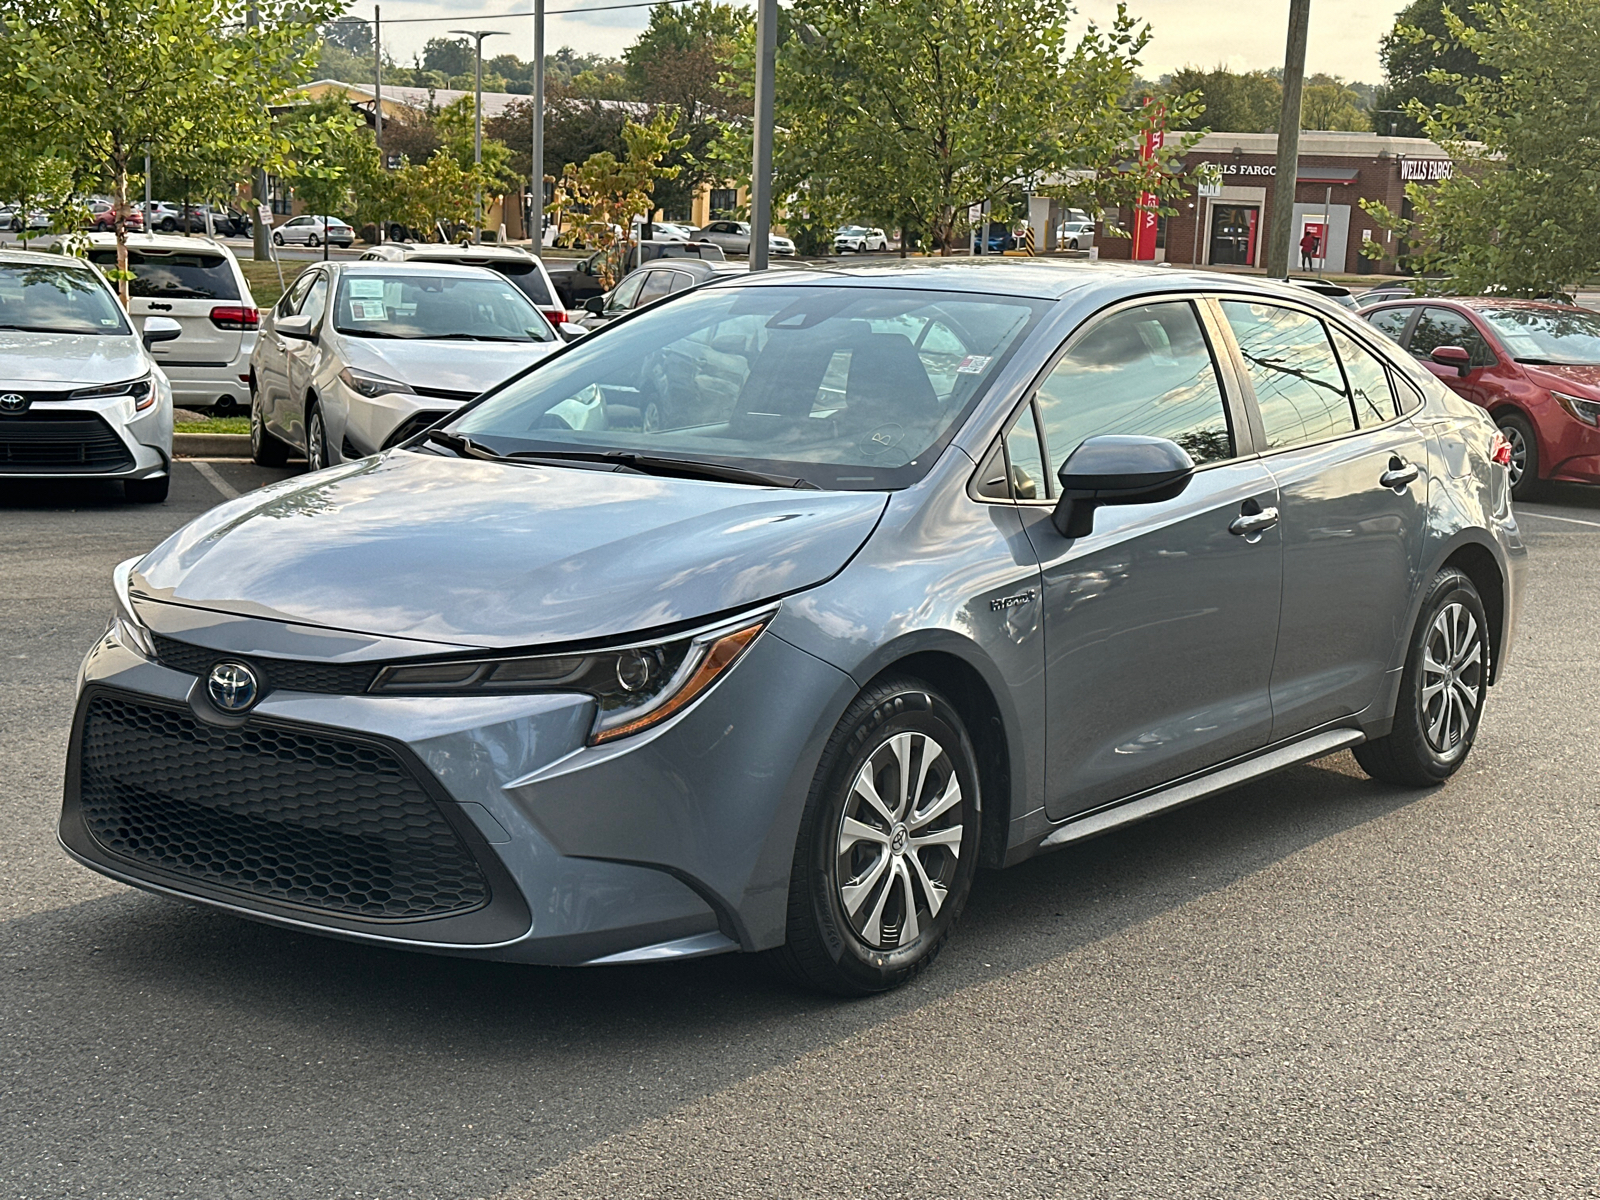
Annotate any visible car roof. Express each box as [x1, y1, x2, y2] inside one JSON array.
[[0, 248, 96, 269], [397, 244, 533, 263], [85, 231, 231, 254], [336, 261, 507, 280], [1362, 295, 1577, 315]]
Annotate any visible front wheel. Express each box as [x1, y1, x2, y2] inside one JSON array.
[[1496, 412, 1540, 499], [1354, 567, 1489, 786], [770, 679, 981, 995], [305, 402, 329, 472], [271, 231, 284, 246]]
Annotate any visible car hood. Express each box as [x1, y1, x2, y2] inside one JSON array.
[[1524, 363, 1600, 396], [0, 331, 144, 387], [338, 335, 561, 395], [131, 450, 888, 648]]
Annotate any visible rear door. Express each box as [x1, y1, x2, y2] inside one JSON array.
[[86, 246, 246, 371], [1218, 298, 1432, 739]]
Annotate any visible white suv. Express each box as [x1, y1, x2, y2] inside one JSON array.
[[358, 243, 574, 334], [0, 248, 177, 502], [86, 233, 259, 411]]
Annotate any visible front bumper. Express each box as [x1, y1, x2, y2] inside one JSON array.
[[60, 612, 853, 964], [0, 389, 172, 481]]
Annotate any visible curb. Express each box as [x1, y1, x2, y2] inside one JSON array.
[[175, 432, 251, 459]]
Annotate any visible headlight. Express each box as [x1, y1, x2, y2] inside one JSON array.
[[339, 366, 416, 399], [72, 373, 154, 411], [371, 610, 773, 744], [1553, 390, 1600, 426], [109, 556, 154, 658]]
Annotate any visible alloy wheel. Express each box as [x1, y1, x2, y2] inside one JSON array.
[[1501, 423, 1527, 488], [1421, 601, 1483, 754], [835, 730, 964, 950], [307, 408, 327, 472]]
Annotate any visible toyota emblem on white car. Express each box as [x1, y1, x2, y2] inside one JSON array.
[[0, 392, 27, 413]]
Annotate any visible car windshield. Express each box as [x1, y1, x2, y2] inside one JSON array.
[[446, 283, 1047, 490], [838, 227, 869, 235], [0, 262, 130, 335], [1477, 307, 1600, 364], [86, 250, 239, 301], [333, 273, 556, 342]]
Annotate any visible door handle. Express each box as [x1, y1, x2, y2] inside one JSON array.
[[1380, 460, 1420, 490], [1229, 506, 1279, 536]]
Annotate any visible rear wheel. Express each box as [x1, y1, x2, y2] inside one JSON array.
[[1496, 412, 1540, 499], [123, 475, 169, 503], [307, 232, 320, 248], [770, 679, 981, 995], [1355, 567, 1489, 786], [249, 387, 291, 467]]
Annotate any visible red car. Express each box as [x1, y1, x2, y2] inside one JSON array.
[[86, 203, 144, 232], [1363, 297, 1600, 497]]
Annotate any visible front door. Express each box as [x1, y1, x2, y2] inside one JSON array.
[[1210, 205, 1259, 266], [1406, 306, 1498, 408], [1217, 299, 1432, 737], [1014, 299, 1284, 821]]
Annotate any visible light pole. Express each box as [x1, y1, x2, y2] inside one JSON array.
[[449, 28, 507, 244], [531, 0, 545, 249]]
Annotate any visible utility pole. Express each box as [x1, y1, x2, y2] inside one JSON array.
[[1265, 0, 1311, 279], [748, 0, 777, 271], [143, 150, 152, 234], [449, 29, 506, 244], [248, 2, 271, 261], [373, 5, 384, 243], [531, 0, 544, 249]]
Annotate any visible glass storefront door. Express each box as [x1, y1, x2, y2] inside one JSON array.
[[1210, 205, 1259, 266]]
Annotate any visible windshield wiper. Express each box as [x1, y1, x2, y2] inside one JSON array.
[[423, 332, 531, 342], [504, 447, 820, 489], [0, 323, 93, 334], [1514, 356, 1593, 366], [423, 429, 508, 461], [336, 327, 407, 339]]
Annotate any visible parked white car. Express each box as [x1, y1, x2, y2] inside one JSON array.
[[4, 207, 51, 233], [249, 262, 563, 469], [0, 248, 176, 501], [696, 220, 796, 256], [1058, 221, 1096, 251], [357, 242, 572, 334], [85, 233, 258, 412], [272, 215, 355, 248], [833, 225, 889, 253]]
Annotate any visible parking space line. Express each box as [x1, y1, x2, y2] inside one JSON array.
[[1517, 509, 1600, 529], [191, 461, 241, 501]]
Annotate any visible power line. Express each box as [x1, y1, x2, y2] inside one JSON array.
[[318, 0, 707, 27]]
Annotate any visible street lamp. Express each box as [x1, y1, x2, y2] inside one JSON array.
[[448, 28, 507, 244]]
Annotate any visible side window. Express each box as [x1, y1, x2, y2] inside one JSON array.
[[665, 271, 695, 295], [1005, 401, 1048, 500], [1410, 307, 1494, 366], [1394, 372, 1426, 415], [636, 270, 675, 307], [278, 270, 317, 317], [1330, 328, 1398, 425], [1035, 301, 1234, 468], [609, 273, 646, 311], [1366, 306, 1414, 344], [1221, 300, 1355, 450], [299, 274, 329, 328]]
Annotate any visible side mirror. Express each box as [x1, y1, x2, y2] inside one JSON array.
[[276, 314, 315, 340], [1052, 435, 1196, 538], [584, 295, 607, 315], [1430, 345, 1472, 376], [141, 316, 181, 349]]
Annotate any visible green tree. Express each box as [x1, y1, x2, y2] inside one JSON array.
[[1373, 0, 1492, 137], [1363, 0, 1600, 294], [1302, 75, 1369, 131], [772, 0, 1199, 253], [0, 0, 335, 301], [280, 96, 374, 237], [1167, 66, 1283, 132]]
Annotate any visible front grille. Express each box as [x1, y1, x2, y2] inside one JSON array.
[[77, 694, 489, 920], [0, 411, 134, 472], [152, 634, 379, 695]]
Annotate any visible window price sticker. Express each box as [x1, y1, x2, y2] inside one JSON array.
[[956, 355, 992, 374], [348, 299, 387, 321]]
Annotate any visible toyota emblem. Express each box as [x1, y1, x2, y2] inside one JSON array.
[[0, 393, 27, 414], [207, 661, 260, 712]]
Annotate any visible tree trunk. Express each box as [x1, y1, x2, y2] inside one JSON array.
[[111, 154, 131, 309]]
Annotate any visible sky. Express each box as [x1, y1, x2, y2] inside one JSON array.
[[363, 0, 1403, 85]]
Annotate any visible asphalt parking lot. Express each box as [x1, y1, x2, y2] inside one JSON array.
[[4, 463, 1600, 1200]]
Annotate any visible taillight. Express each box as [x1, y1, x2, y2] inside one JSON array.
[[543, 308, 568, 325], [1490, 431, 1513, 467], [210, 306, 259, 330]]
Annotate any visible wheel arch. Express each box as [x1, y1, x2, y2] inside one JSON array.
[[858, 645, 1019, 870], [1440, 539, 1507, 685]]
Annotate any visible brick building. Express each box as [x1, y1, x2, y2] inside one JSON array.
[[1092, 130, 1454, 276]]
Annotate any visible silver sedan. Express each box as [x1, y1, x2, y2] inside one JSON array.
[[248, 262, 562, 469]]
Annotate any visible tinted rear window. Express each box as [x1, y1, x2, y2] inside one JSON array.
[[87, 250, 240, 301], [412, 257, 553, 306]]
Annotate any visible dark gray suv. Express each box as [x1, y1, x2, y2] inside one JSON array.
[[61, 260, 1524, 995]]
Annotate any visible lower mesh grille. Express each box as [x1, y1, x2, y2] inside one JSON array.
[[0, 411, 135, 472], [77, 694, 489, 920]]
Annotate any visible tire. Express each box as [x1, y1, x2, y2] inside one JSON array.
[[1354, 567, 1490, 787], [272, 231, 284, 246], [642, 399, 666, 433], [307, 232, 320, 248], [769, 679, 981, 995], [1496, 411, 1541, 500], [9, 218, 19, 233], [305, 402, 330, 472], [123, 475, 169, 503], [249, 388, 290, 467]]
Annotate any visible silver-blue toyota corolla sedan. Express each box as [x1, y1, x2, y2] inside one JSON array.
[[61, 260, 1526, 994]]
